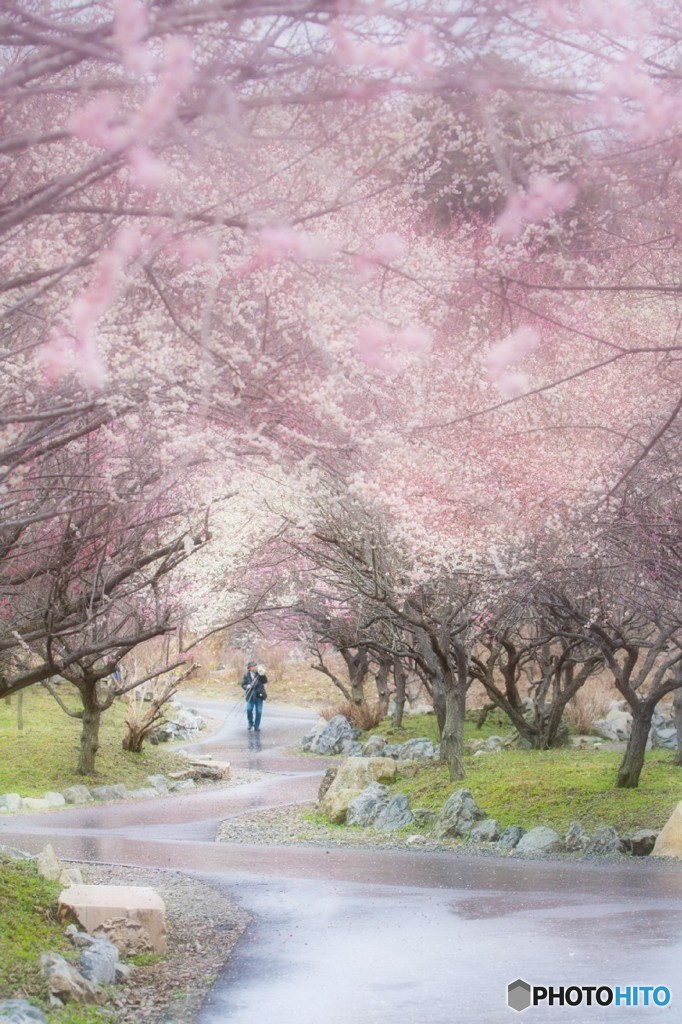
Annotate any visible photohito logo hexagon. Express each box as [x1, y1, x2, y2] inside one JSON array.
[[508, 979, 532, 1012]]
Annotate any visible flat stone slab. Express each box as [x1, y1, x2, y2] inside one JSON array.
[[59, 885, 166, 954]]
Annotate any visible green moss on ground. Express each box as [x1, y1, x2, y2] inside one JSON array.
[[366, 709, 511, 745], [393, 748, 682, 834], [0, 686, 182, 796], [0, 854, 110, 1022]]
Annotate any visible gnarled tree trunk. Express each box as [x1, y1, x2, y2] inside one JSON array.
[[441, 675, 466, 781], [78, 685, 102, 775], [674, 688, 682, 767], [393, 657, 406, 728], [616, 701, 655, 788]]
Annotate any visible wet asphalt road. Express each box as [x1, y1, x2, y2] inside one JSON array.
[[2, 698, 682, 1023]]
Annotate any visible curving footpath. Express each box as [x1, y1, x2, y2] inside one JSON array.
[[2, 698, 682, 1023]]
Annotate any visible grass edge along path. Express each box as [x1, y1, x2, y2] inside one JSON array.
[[0, 686, 183, 797], [0, 853, 110, 1024]]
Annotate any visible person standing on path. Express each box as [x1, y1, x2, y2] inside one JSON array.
[[241, 661, 267, 731]]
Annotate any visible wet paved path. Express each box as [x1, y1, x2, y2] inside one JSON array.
[[2, 699, 682, 1023]]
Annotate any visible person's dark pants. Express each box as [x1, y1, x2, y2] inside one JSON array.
[[247, 698, 263, 730]]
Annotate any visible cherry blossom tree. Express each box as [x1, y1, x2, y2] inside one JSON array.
[[2, 0, 681, 784]]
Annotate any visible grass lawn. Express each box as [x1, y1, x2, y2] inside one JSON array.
[[362, 713, 682, 834], [393, 749, 681, 834], [368, 708, 510, 744], [0, 686, 183, 797], [0, 854, 110, 1023]]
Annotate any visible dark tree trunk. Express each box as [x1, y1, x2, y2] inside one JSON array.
[[432, 682, 446, 738], [616, 703, 655, 788], [674, 688, 682, 767], [393, 657, 406, 728], [441, 674, 466, 781], [78, 688, 102, 775], [340, 648, 369, 705], [374, 658, 391, 714]]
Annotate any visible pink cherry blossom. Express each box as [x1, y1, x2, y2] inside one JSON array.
[[486, 326, 541, 386], [113, 0, 151, 72], [128, 146, 168, 189], [496, 175, 577, 241], [68, 94, 127, 151], [239, 226, 331, 274]]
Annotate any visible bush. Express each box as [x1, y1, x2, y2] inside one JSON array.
[[564, 679, 615, 734], [323, 700, 386, 731]]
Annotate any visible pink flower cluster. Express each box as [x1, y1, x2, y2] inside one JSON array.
[[113, 0, 150, 73], [486, 325, 541, 397], [353, 232, 408, 279], [354, 320, 432, 373], [239, 226, 331, 275], [69, 16, 194, 192], [496, 175, 577, 242], [41, 227, 144, 388], [601, 60, 682, 140]]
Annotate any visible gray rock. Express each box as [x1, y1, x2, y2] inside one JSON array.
[[311, 715, 354, 755], [79, 938, 120, 985], [627, 829, 659, 857], [651, 726, 677, 749], [147, 775, 169, 794], [468, 736, 505, 754], [40, 953, 105, 1005], [0, 793, 22, 813], [340, 738, 364, 756], [317, 766, 338, 802], [362, 736, 388, 757], [21, 798, 50, 811], [397, 738, 438, 761], [301, 718, 327, 752], [65, 925, 97, 949], [592, 701, 632, 742], [497, 825, 525, 850], [115, 962, 133, 982], [384, 744, 402, 758], [469, 819, 500, 843], [514, 826, 563, 856], [374, 794, 415, 830], [36, 844, 62, 882], [166, 704, 204, 731], [412, 808, 438, 829], [346, 782, 390, 826], [169, 778, 196, 792], [43, 791, 66, 808], [62, 786, 92, 806], [90, 784, 127, 802], [128, 788, 160, 799], [565, 821, 590, 853], [435, 788, 486, 838], [0, 1000, 48, 1023], [585, 826, 622, 857]]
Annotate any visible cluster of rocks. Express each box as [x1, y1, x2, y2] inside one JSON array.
[[592, 700, 678, 749], [317, 756, 667, 859], [149, 701, 206, 745], [0, 846, 169, 1024], [0, 758, 229, 815], [303, 715, 440, 761]]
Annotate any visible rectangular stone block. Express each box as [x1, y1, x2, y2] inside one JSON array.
[[59, 885, 167, 954]]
